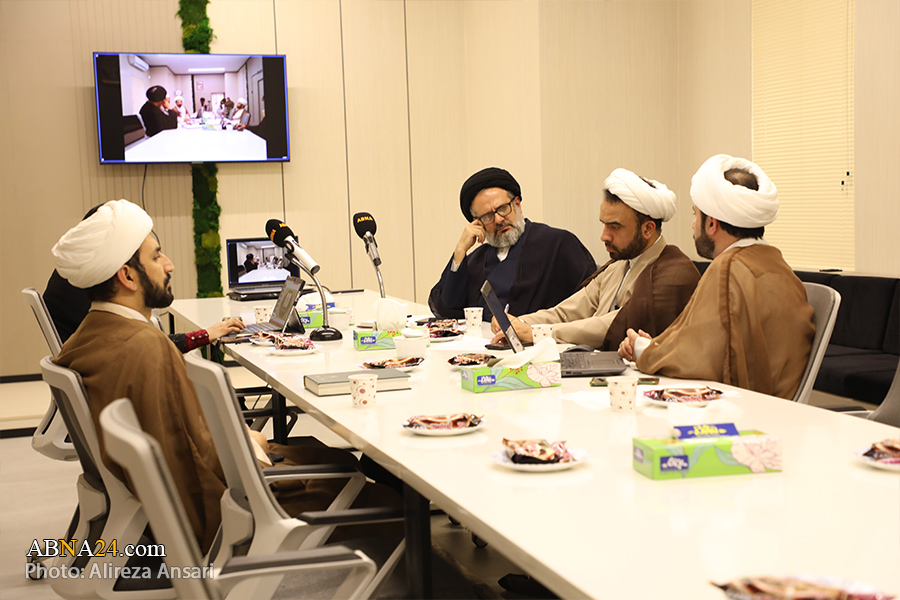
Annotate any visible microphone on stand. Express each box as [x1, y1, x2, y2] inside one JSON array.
[[352, 212, 386, 298], [264, 219, 341, 342], [265, 219, 321, 275]]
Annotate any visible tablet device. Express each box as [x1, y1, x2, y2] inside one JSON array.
[[480, 281, 525, 353]]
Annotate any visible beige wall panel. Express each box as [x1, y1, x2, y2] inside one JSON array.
[[0, 0, 187, 377], [538, 1, 679, 263], [276, 0, 353, 291], [463, 1, 544, 223], [406, 1, 469, 304], [341, 0, 414, 300], [855, 0, 900, 277], [208, 0, 284, 290], [675, 0, 752, 258]]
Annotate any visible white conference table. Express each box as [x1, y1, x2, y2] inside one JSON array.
[[165, 291, 899, 600], [124, 126, 266, 162]]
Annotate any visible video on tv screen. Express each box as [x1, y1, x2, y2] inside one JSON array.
[[93, 52, 290, 164]]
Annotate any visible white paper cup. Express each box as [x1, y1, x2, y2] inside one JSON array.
[[328, 309, 351, 330], [394, 335, 428, 359], [607, 376, 638, 412], [530, 323, 554, 343], [254, 306, 272, 324], [349, 374, 378, 408], [464, 307, 483, 335]]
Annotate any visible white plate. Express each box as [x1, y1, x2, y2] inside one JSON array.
[[268, 345, 318, 356], [361, 364, 419, 373], [429, 332, 463, 343], [249, 337, 275, 346], [853, 448, 900, 472], [490, 449, 588, 472], [403, 420, 485, 436], [644, 397, 719, 408]]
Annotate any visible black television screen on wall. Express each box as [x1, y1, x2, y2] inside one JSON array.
[[93, 52, 290, 164]]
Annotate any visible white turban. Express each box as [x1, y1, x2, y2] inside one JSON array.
[[690, 154, 778, 228], [604, 168, 677, 222], [174, 95, 184, 102], [237, 97, 246, 105], [52, 200, 153, 288]]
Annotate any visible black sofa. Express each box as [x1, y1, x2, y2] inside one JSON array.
[[693, 262, 899, 405]]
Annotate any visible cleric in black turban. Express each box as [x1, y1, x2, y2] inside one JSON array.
[[459, 167, 522, 220], [146, 85, 167, 102]]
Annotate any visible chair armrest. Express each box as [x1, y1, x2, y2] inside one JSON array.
[[299, 506, 405, 526], [261, 463, 363, 483], [220, 544, 365, 577]]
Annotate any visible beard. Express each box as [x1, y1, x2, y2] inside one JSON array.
[[485, 204, 526, 248], [136, 265, 174, 309], [694, 228, 716, 260], [605, 227, 646, 261]]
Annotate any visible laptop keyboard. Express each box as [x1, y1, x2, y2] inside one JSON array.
[[242, 322, 281, 334], [562, 354, 592, 369]]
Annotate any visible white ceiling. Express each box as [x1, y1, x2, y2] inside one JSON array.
[[135, 53, 251, 75]]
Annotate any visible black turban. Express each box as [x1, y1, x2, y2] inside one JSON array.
[[459, 167, 521, 220], [146, 85, 167, 102]]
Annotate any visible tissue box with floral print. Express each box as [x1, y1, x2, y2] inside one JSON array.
[[460, 362, 562, 394], [632, 429, 782, 480]]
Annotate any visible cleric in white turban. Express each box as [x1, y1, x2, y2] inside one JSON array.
[[51, 199, 153, 289], [621, 154, 814, 402], [604, 168, 677, 222], [691, 154, 778, 228], [490, 167, 701, 351]]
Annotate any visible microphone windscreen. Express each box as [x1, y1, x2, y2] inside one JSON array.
[[353, 212, 377, 239], [265, 219, 294, 247]]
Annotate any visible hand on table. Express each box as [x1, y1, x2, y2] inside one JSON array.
[[206, 317, 245, 343], [618, 328, 651, 362], [489, 314, 532, 345]]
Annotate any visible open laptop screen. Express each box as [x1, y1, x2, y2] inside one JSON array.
[[225, 237, 294, 289]]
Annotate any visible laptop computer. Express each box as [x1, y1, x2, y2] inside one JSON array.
[[480, 281, 626, 378], [220, 277, 305, 342], [225, 237, 299, 301]]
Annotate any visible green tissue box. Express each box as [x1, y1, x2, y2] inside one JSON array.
[[460, 362, 561, 393], [352, 329, 400, 351], [632, 429, 782, 480], [297, 309, 324, 329]]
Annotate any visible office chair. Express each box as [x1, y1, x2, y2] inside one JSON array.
[[100, 398, 379, 600], [183, 352, 405, 599], [39, 357, 173, 599], [793, 283, 841, 403], [21, 288, 76, 461]]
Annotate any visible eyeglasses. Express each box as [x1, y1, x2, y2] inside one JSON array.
[[475, 199, 516, 226]]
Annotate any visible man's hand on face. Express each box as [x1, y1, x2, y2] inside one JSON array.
[[453, 219, 487, 265]]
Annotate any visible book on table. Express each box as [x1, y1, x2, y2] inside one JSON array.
[[304, 369, 411, 396]]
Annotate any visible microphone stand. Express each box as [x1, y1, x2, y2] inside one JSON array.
[[365, 238, 386, 299], [286, 252, 342, 342], [373, 264, 386, 299]]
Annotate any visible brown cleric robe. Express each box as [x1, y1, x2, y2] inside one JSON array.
[[521, 237, 700, 350], [55, 306, 398, 555], [636, 242, 814, 400]]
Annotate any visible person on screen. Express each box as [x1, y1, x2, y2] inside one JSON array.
[[231, 98, 249, 130], [243, 253, 258, 273], [51, 199, 400, 555], [138, 85, 177, 138], [43, 205, 244, 350], [490, 168, 700, 350], [428, 167, 597, 320], [617, 155, 814, 399], [172, 95, 191, 124], [195, 97, 210, 118]]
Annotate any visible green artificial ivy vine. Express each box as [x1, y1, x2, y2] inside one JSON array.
[[177, 0, 222, 298]]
